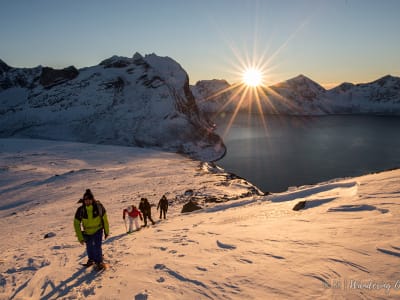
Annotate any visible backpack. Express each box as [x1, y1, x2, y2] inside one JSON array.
[[75, 201, 105, 221]]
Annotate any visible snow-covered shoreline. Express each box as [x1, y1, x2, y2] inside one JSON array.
[[1, 138, 400, 299]]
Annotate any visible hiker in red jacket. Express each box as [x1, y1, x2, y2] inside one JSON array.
[[123, 205, 143, 233]]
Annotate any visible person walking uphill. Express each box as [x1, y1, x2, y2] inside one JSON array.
[[74, 189, 109, 270], [123, 205, 143, 233], [157, 195, 169, 219], [139, 197, 155, 226]]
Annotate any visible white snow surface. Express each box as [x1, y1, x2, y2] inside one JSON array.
[[1, 138, 400, 299]]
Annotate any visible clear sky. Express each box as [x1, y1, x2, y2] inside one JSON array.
[[1, 0, 399, 88]]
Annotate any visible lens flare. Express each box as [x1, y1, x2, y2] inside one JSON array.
[[242, 68, 263, 87]]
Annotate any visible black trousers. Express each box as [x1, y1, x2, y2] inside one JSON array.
[[159, 208, 167, 219], [143, 213, 155, 225]]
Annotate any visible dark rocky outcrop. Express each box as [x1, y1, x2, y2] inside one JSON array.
[[292, 201, 307, 211], [0, 59, 11, 74], [100, 56, 133, 68], [44, 232, 56, 239], [181, 200, 202, 213], [40, 66, 79, 88]]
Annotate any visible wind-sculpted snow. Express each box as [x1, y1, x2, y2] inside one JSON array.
[[0, 53, 225, 161], [328, 204, 389, 213], [1, 138, 400, 299], [269, 181, 359, 203]]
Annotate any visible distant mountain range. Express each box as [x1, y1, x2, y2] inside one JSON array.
[[191, 74, 400, 115], [0, 54, 225, 161], [1, 53, 399, 161]]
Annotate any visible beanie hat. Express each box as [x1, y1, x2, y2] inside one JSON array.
[[83, 189, 94, 200]]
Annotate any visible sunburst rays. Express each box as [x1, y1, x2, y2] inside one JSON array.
[[198, 10, 312, 139]]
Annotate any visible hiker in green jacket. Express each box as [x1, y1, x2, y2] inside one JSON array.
[[74, 189, 109, 270]]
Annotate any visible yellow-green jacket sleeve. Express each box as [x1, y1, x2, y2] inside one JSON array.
[[74, 218, 84, 242], [102, 213, 109, 236]]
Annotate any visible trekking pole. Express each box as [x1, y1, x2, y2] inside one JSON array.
[[124, 219, 128, 233]]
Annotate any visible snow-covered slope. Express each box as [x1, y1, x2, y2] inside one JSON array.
[[0, 54, 225, 161], [328, 75, 400, 114], [191, 75, 400, 115], [0, 138, 399, 299]]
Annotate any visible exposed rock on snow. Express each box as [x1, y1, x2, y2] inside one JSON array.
[[173, 162, 265, 210], [40, 66, 79, 88], [181, 200, 202, 213], [43, 232, 56, 239], [292, 200, 307, 211]]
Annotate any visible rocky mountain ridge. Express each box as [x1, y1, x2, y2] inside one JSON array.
[[0, 54, 225, 161], [191, 74, 400, 115]]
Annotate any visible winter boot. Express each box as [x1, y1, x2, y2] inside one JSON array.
[[96, 262, 106, 271], [82, 259, 95, 267]]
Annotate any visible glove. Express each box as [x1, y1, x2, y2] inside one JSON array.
[[140, 217, 143, 221], [105, 234, 109, 239], [123, 217, 125, 220]]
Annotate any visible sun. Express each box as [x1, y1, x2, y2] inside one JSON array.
[[242, 68, 263, 87]]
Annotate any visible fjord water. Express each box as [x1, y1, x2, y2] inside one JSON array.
[[215, 114, 400, 193]]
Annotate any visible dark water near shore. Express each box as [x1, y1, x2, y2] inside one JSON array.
[[215, 114, 400, 193]]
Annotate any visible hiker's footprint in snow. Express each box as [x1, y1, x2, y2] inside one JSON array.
[[238, 258, 253, 264]]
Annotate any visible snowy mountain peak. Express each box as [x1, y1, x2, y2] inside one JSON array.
[[99, 55, 134, 68], [332, 82, 355, 93], [190, 80, 232, 113], [0, 53, 226, 161], [369, 74, 400, 88], [143, 54, 188, 88], [284, 74, 326, 92], [191, 79, 231, 100], [194, 79, 230, 91], [132, 52, 143, 60]]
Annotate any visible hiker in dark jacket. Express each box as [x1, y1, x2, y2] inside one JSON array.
[[157, 195, 169, 219], [139, 197, 155, 226], [74, 189, 109, 270]]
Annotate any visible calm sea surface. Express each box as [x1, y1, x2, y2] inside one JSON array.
[[214, 114, 400, 192]]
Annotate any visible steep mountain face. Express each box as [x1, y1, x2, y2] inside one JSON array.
[[191, 74, 400, 115], [267, 75, 329, 115], [270, 74, 326, 102], [0, 53, 225, 161], [190, 79, 232, 113]]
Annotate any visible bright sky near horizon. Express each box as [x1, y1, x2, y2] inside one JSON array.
[[1, 0, 399, 88]]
